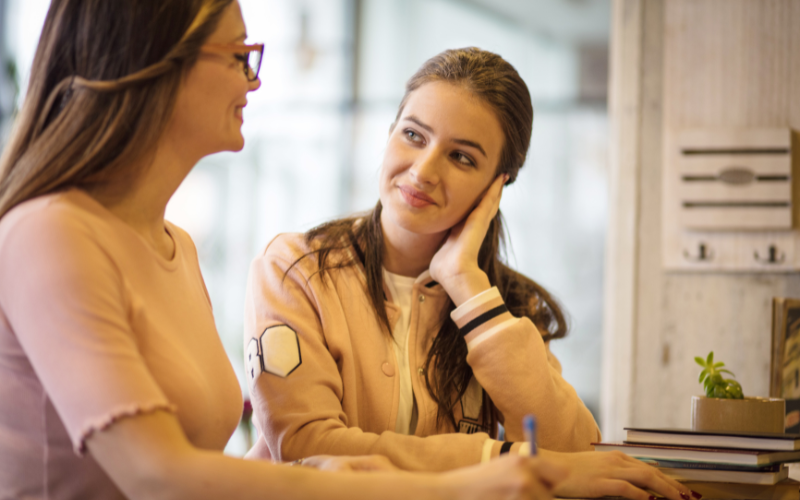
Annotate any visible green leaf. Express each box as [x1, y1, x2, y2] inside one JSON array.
[[726, 380, 743, 399], [694, 352, 743, 398]]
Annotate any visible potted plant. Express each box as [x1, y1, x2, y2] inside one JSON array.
[[691, 352, 785, 434]]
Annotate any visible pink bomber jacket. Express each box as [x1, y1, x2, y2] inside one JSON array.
[[243, 232, 600, 471]]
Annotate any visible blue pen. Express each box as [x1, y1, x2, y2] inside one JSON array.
[[523, 414, 537, 456]]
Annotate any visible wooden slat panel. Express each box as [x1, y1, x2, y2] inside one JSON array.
[[676, 129, 791, 149], [678, 155, 791, 176], [664, 0, 794, 129], [679, 181, 791, 202], [680, 207, 792, 230]]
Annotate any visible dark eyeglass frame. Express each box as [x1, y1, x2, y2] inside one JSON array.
[[201, 43, 264, 82]]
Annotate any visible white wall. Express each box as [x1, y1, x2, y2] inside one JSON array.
[[603, 0, 800, 441]]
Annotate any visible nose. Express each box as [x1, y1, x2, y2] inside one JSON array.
[[409, 148, 441, 186], [249, 77, 262, 92]]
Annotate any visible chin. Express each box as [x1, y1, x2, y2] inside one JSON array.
[[383, 200, 452, 236], [224, 135, 246, 152]]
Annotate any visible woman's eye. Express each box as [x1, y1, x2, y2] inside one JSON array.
[[404, 129, 422, 143], [452, 152, 475, 167], [234, 53, 248, 65]]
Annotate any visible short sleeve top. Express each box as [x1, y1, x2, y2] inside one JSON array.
[[0, 190, 242, 500]]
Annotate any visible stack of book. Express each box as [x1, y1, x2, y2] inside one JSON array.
[[593, 428, 800, 499]]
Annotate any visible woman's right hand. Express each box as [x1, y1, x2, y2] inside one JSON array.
[[438, 454, 568, 500], [299, 454, 398, 472]]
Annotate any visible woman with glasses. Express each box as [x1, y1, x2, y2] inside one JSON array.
[[0, 1, 569, 499]]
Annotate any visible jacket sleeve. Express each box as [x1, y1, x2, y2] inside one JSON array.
[[243, 236, 510, 472], [453, 287, 601, 452]]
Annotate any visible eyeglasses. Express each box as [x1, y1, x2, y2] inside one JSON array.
[[201, 43, 264, 82]]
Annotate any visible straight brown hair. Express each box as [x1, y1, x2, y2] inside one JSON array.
[[297, 48, 568, 432], [0, 0, 233, 220]]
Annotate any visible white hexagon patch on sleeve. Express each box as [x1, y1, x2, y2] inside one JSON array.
[[245, 338, 264, 387], [259, 325, 302, 378]]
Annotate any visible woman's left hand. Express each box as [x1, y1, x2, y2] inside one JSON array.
[[298, 455, 398, 472], [429, 174, 508, 306], [539, 449, 697, 500]]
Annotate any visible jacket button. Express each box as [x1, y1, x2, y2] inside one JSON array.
[[418, 295, 426, 303], [381, 362, 395, 377]]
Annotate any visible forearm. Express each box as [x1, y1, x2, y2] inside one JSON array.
[[88, 410, 448, 500], [260, 418, 488, 471], [162, 449, 446, 500]]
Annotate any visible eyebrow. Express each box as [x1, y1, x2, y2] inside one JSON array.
[[403, 115, 488, 159]]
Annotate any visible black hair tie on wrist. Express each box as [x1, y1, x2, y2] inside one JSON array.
[[499, 442, 514, 455]]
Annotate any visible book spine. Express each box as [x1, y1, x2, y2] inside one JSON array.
[[638, 459, 781, 472]]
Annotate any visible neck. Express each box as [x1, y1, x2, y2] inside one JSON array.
[[380, 209, 446, 278], [85, 134, 200, 258]]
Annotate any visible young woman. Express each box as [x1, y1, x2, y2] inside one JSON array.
[[0, 1, 570, 499], [244, 48, 698, 500]]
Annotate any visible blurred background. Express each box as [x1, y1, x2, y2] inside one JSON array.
[[0, 0, 610, 455]]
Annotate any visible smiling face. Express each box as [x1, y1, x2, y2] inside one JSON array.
[[379, 81, 505, 237], [168, 0, 260, 157]]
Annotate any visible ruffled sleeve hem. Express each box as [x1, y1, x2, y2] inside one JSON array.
[[74, 401, 178, 455]]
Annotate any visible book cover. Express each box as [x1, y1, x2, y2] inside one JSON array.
[[638, 458, 782, 472], [624, 427, 800, 451], [660, 465, 788, 485], [593, 442, 800, 466], [678, 479, 799, 500]]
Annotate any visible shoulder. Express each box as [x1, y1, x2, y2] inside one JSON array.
[[261, 232, 314, 261], [0, 191, 104, 254], [0, 192, 125, 305], [250, 229, 358, 284], [248, 233, 316, 281], [260, 231, 352, 267]]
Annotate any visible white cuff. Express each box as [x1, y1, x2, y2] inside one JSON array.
[[451, 287, 500, 323], [518, 442, 531, 456], [466, 318, 519, 351], [480, 438, 495, 463]]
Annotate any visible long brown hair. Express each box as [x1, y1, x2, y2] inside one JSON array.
[[301, 47, 568, 430], [0, 0, 234, 220]]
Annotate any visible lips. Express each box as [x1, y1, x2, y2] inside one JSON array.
[[235, 102, 247, 122], [398, 185, 436, 208]]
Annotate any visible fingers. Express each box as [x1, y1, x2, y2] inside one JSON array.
[[465, 174, 508, 230], [526, 457, 569, 491], [614, 468, 685, 500], [484, 174, 507, 217], [621, 457, 694, 500], [352, 455, 398, 472], [595, 479, 654, 500], [499, 456, 560, 500]]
